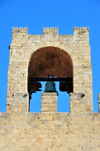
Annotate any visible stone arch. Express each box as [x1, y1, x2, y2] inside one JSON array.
[[27, 41, 73, 65], [28, 46, 73, 96]]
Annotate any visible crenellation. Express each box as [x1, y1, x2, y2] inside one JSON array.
[[12, 27, 28, 34], [73, 27, 89, 44], [43, 27, 58, 35]]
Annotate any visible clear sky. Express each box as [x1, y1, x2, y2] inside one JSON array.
[[0, 0, 100, 113]]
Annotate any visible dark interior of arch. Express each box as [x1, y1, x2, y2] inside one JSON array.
[[28, 46, 73, 96]]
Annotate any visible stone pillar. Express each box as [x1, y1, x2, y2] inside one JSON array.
[[11, 93, 29, 114], [98, 93, 100, 112], [41, 92, 57, 112], [70, 93, 86, 112]]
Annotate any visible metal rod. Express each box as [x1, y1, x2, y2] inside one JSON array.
[[29, 77, 72, 82]]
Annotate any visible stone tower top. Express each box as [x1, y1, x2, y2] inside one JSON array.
[[73, 27, 89, 35], [12, 27, 28, 34], [43, 27, 58, 35]]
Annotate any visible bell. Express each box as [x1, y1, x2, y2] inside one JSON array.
[[45, 81, 58, 94]]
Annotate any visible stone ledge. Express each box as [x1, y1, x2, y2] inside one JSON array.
[[42, 92, 58, 96]]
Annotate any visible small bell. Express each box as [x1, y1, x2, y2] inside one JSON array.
[[45, 81, 58, 94]]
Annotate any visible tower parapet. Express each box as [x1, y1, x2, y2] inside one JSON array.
[[43, 27, 58, 35], [12, 27, 28, 34], [73, 27, 89, 35]]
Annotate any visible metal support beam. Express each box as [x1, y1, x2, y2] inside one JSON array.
[[29, 77, 72, 82]]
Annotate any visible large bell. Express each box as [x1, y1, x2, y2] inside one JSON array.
[[45, 81, 58, 94]]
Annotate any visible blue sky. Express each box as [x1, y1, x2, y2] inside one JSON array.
[[0, 0, 100, 112]]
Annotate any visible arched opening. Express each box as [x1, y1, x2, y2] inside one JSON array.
[[28, 46, 73, 112]]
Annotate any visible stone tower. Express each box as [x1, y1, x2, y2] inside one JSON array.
[[0, 27, 100, 151]]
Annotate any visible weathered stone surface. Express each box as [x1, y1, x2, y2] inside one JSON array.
[[0, 27, 99, 150], [98, 93, 100, 112]]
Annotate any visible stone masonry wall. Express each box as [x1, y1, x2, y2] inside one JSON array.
[[0, 27, 98, 151], [0, 93, 100, 151]]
